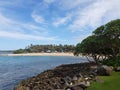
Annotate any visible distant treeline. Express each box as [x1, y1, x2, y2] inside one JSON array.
[[13, 44, 75, 54], [0, 51, 13, 54]]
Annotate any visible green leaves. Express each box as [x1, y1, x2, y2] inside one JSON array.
[[75, 19, 120, 62]]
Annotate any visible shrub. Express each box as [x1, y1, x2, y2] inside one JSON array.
[[101, 56, 120, 68]]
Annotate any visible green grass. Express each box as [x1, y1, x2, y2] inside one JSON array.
[[87, 72, 120, 90]]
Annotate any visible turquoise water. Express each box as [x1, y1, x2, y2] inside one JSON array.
[[0, 56, 87, 90]]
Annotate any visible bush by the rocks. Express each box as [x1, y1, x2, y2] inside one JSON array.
[[101, 56, 120, 68]]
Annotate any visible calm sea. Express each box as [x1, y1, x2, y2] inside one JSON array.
[[0, 56, 87, 90]]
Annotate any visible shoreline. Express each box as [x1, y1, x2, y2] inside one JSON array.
[[0, 52, 74, 56], [14, 62, 98, 90]]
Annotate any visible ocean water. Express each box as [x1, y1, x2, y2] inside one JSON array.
[[0, 56, 87, 90]]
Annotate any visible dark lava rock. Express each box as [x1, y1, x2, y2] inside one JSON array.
[[96, 65, 113, 76], [14, 62, 97, 90]]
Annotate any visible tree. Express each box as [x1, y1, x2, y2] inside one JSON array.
[[13, 44, 75, 53], [74, 19, 120, 63], [93, 19, 120, 58], [13, 49, 25, 54], [74, 35, 102, 63]]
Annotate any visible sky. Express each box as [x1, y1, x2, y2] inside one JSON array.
[[0, 0, 120, 50]]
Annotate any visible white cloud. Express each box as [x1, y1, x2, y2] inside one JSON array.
[[0, 13, 55, 41], [52, 14, 71, 27], [29, 0, 120, 33], [0, 14, 14, 25], [0, 0, 37, 9], [22, 23, 48, 35], [58, 0, 89, 10], [31, 12, 45, 24], [0, 14, 41, 33], [68, 0, 120, 31], [0, 0, 15, 7], [0, 0, 120, 43], [44, 0, 55, 4], [31, 0, 87, 27], [0, 31, 55, 40], [74, 34, 91, 43]]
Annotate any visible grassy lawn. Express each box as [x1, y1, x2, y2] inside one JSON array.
[[87, 72, 120, 90]]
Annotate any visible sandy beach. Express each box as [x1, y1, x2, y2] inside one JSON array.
[[0, 53, 74, 56]]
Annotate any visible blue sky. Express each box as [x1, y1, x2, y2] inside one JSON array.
[[0, 0, 120, 50]]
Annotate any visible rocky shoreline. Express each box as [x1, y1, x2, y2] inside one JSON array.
[[14, 62, 112, 90]]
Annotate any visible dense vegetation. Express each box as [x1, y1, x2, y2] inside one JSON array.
[[101, 56, 120, 68], [13, 44, 75, 54], [74, 19, 120, 64]]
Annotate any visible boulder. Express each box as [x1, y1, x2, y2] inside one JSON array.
[[115, 66, 120, 71], [96, 65, 113, 76], [78, 81, 90, 87], [95, 76, 104, 83], [65, 84, 87, 90]]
